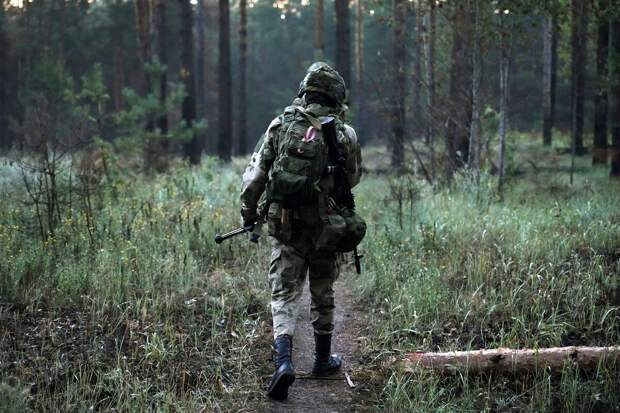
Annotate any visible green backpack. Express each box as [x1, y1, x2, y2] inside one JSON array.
[[267, 105, 330, 209], [266, 105, 366, 252]]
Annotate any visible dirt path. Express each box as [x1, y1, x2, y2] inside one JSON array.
[[263, 274, 373, 412]]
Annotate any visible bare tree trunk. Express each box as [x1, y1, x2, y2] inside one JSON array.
[[593, 0, 609, 165], [498, 11, 510, 199], [469, 0, 481, 178], [135, 0, 152, 89], [135, 0, 155, 169], [238, 0, 247, 154], [315, 0, 324, 59], [196, 0, 207, 153], [335, 0, 351, 88], [413, 2, 422, 138], [446, 1, 473, 170], [112, 0, 125, 111], [218, 0, 232, 161], [391, 0, 406, 170], [425, 0, 436, 179], [179, 0, 200, 164], [355, 0, 364, 99], [0, 3, 9, 149], [405, 347, 620, 374], [56, 0, 65, 68], [571, 0, 588, 157], [542, 15, 553, 146], [611, 18, 620, 177], [153, 0, 167, 136]]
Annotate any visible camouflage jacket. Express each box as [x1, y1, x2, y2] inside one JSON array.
[[240, 102, 362, 224]]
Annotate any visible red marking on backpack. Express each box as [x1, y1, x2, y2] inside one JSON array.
[[303, 126, 317, 142]]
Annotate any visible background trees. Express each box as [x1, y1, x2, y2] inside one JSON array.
[[0, 0, 618, 179]]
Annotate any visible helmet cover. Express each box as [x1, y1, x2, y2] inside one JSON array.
[[298, 62, 346, 105]]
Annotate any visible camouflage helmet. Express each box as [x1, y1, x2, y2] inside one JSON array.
[[298, 62, 346, 105]]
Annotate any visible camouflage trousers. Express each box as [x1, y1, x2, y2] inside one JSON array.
[[269, 238, 340, 339]]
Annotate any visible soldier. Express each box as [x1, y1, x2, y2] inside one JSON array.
[[239, 62, 362, 400]]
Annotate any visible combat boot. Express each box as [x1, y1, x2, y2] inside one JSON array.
[[312, 333, 342, 376], [267, 335, 295, 400]]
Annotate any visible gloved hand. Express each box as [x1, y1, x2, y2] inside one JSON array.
[[241, 209, 257, 230]]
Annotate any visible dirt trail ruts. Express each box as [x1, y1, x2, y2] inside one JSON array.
[[263, 274, 372, 413]]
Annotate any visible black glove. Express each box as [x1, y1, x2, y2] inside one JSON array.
[[241, 209, 257, 230]]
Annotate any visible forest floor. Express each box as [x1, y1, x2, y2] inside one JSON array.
[[262, 273, 378, 412]]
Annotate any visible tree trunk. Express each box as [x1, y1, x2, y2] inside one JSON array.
[[135, 0, 155, 169], [179, 0, 200, 164], [405, 347, 620, 374], [446, 1, 473, 170], [413, 2, 422, 138], [218, 0, 232, 161], [153, 0, 167, 136], [468, 0, 481, 177], [0, 3, 9, 149], [593, 0, 609, 165], [196, 0, 207, 154], [571, 0, 588, 156], [315, 0, 324, 59], [611, 18, 620, 177], [498, 11, 510, 199], [425, 0, 436, 178], [542, 15, 553, 146], [238, 0, 247, 154], [112, 0, 125, 111], [135, 0, 152, 88], [391, 0, 406, 170], [355, 0, 364, 101], [335, 0, 351, 89], [56, 0, 65, 69]]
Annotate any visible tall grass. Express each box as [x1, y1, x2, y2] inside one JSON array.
[[1, 142, 619, 411], [356, 147, 620, 411], [0, 156, 273, 412]]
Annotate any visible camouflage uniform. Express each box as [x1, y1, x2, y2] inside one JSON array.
[[240, 100, 361, 340]]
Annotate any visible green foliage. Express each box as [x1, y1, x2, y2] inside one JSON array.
[[114, 58, 207, 157]]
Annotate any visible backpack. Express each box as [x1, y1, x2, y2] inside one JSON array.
[[267, 105, 330, 209], [266, 105, 366, 252]]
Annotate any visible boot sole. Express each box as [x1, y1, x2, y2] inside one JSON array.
[[267, 371, 295, 400]]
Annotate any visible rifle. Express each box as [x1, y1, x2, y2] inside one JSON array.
[[321, 116, 363, 275], [215, 226, 260, 244]]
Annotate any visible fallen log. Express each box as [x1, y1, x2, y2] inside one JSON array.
[[405, 346, 620, 374]]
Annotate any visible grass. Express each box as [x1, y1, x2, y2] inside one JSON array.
[[0, 135, 619, 412], [356, 141, 620, 412]]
